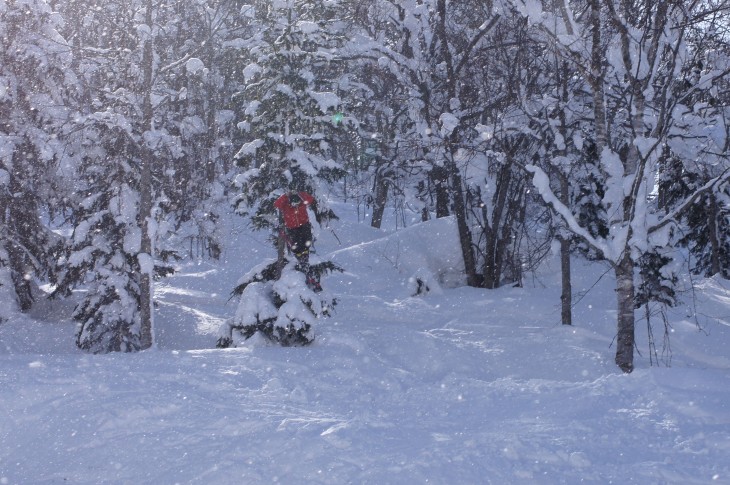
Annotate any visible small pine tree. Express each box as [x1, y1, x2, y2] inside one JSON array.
[[635, 248, 679, 367], [635, 250, 679, 309], [55, 180, 147, 353], [217, 258, 341, 348], [678, 185, 730, 279], [571, 140, 609, 260]]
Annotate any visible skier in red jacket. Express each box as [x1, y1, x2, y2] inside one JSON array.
[[274, 190, 321, 290]]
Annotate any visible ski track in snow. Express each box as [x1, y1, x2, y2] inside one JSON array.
[[1, 209, 730, 484]]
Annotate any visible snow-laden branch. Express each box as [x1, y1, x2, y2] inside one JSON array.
[[649, 167, 730, 234], [453, 15, 501, 78], [525, 164, 613, 262]]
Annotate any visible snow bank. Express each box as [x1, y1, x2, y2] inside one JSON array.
[[329, 216, 466, 294], [2, 203, 730, 484]]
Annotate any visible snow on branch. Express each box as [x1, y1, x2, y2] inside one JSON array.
[[648, 167, 730, 234], [526, 164, 613, 261]]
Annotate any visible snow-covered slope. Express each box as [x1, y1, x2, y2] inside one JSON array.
[[1, 204, 729, 484]]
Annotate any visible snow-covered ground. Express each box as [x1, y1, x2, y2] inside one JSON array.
[[1, 203, 730, 484]]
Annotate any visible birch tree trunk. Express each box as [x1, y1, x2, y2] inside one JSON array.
[[592, 0, 634, 371], [483, 158, 514, 289], [614, 250, 635, 372]]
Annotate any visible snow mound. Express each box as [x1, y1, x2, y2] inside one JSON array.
[[329, 216, 465, 294]]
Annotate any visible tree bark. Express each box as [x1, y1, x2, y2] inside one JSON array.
[[559, 172, 572, 325], [483, 158, 514, 289], [614, 250, 635, 373], [591, 0, 635, 372], [447, 157, 480, 287], [370, 162, 390, 229], [432, 165, 450, 218], [432, 0, 478, 286], [560, 235, 573, 325], [589, 0, 609, 152], [138, 0, 155, 350], [708, 191, 721, 276], [276, 223, 286, 280], [557, 59, 572, 324]]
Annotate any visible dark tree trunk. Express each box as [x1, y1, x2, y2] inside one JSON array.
[[559, 171, 572, 325], [432, 165, 450, 218], [371, 162, 390, 229], [139, 0, 155, 350], [560, 236, 572, 325], [482, 158, 514, 289], [7, 244, 33, 311], [276, 224, 287, 280], [447, 158, 479, 287], [708, 191, 721, 276], [483, 225, 499, 289]]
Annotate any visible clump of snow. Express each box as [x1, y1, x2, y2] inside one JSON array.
[[240, 4, 255, 18], [185, 58, 206, 75], [407, 268, 443, 296], [517, 0, 544, 25], [308, 90, 339, 114], [439, 112, 460, 137], [124, 226, 142, 254], [475, 123, 493, 141], [234, 138, 263, 160], [137, 253, 154, 275], [297, 21, 319, 34], [233, 281, 278, 327], [242, 63, 262, 81]]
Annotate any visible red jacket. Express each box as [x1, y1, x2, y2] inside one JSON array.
[[274, 191, 315, 229]]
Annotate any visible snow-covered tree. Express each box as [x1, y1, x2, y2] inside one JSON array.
[[52, 0, 239, 351], [515, 0, 730, 372], [58, 176, 148, 352], [217, 258, 341, 347], [0, 0, 72, 313], [338, 2, 423, 228], [350, 0, 508, 286], [226, 0, 347, 345], [232, 0, 346, 225], [47, 0, 160, 351]]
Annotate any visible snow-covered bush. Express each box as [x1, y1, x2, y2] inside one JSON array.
[[407, 268, 443, 297], [217, 259, 341, 348]]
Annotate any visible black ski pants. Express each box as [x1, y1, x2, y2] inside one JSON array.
[[286, 223, 313, 262]]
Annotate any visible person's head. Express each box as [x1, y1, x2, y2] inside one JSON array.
[[289, 192, 302, 206]]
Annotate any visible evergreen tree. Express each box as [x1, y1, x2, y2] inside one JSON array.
[[515, 0, 730, 372], [233, 0, 346, 225], [0, 0, 71, 313], [52, 0, 213, 351], [217, 258, 341, 347], [226, 0, 347, 346], [58, 173, 147, 352]]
